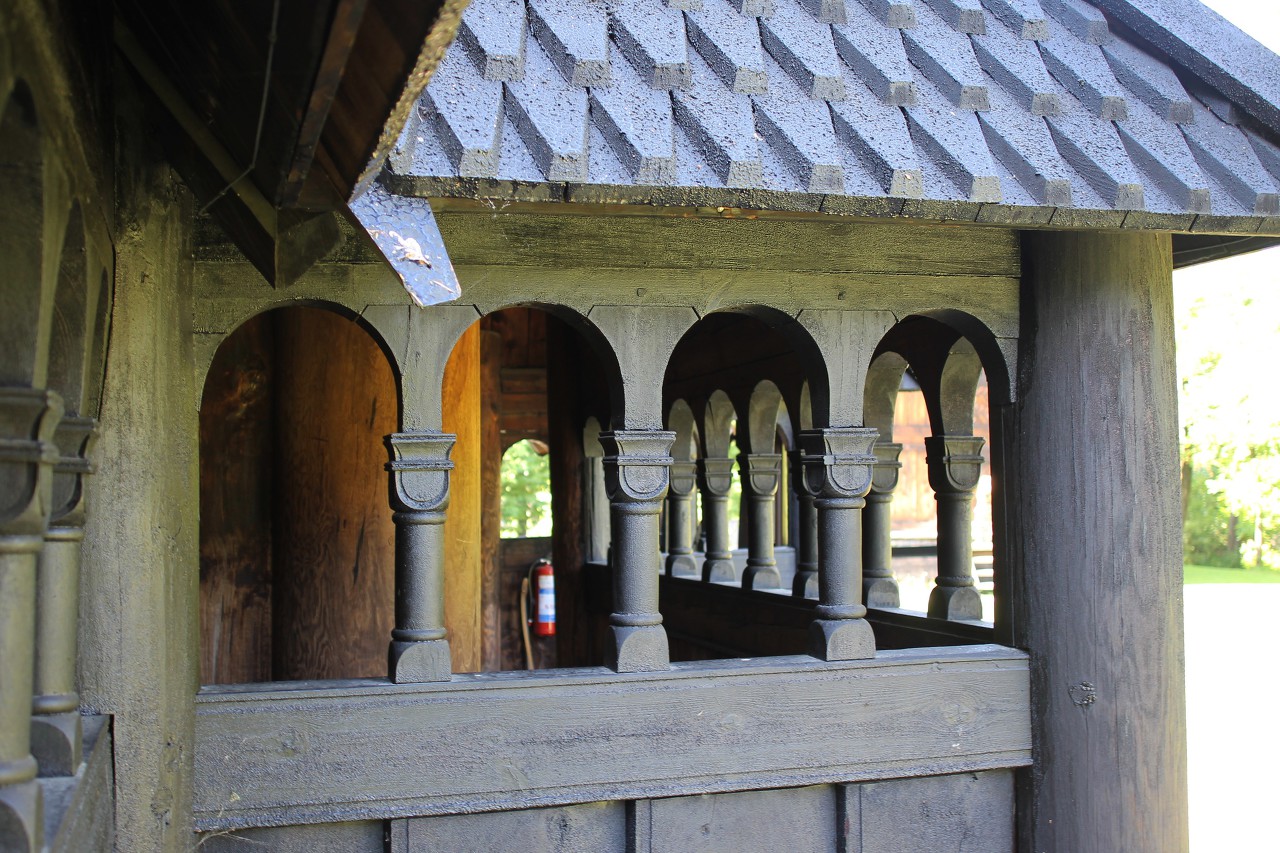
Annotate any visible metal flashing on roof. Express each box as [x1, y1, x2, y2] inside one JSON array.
[[389, 0, 1280, 233]]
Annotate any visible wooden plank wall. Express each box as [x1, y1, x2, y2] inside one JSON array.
[[442, 323, 482, 673]]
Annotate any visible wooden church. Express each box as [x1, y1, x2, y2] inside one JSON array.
[[2, 0, 1279, 850]]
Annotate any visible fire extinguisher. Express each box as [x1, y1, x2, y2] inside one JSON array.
[[520, 558, 555, 670]]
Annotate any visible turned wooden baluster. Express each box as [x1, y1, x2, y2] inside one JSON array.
[[791, 448, 819, 597], [601, 430, 673, 672], [0, 387, 61, 853], [386, 432, 455, 683], [696, 457, 736, 583], [31, 416, 96, 776], [861, 441, 903, 608], [741, 453, 783, 590], [925, 435, 985, 621], [664, 460, 699, 577], [799, 427, 878, 661]]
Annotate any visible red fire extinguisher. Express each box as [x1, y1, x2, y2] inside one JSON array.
[[530, 559, 556, 637]]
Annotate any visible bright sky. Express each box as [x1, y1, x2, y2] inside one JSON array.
[[1197, 0, 1280, 54]]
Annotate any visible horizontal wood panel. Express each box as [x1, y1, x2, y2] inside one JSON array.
[[193, 647, 1030, 831], [434, 214, 1020, 278]]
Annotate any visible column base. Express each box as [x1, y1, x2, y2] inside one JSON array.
[[809, 618, 876, 661], [792, 569, 817, 598], [0, 779, 41, 853], [928, 585, 983, 621], [606, 624, 669, 673], [863, 577, 901, 609], [30, 711, 81, 777], [388, 639, 452, 683], [701, 557, 737, 583], [664, 553, 699, 578], [742, 563, 781, 590]]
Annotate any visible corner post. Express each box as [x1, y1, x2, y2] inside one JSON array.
[[791, 448, 819, 597], [925, 435, 985, 620], [664, 461, 698, 577], [861, 441, 902, 608], [31, 417, 97, 775], [1013, 231, 1186, 852], [601, 430, 673, 672], [386, 432, 455, 683], [741, 453, 783, 590], [0, 387, 62, 853], [798, 427, 878, 661], [696, 457, 736, 583]]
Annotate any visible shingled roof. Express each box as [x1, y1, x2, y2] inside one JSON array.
[[381, 0, 1280, 236]]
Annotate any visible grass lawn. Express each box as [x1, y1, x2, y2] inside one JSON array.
[[1184, 564, 1280, 584]]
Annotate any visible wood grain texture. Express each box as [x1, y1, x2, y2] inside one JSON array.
[[1010, 231, 1187, 853], [394, 801, 624, 852], [46, 716, 114, 853], [443, 322, 482, 673], [193, 646, 1030, 830], [855, 770, 1013, 853], [480, 329, 504, 671], [199, 313, 275, 685], [650, 785, 836, 853], [270, 308, 398, 680]]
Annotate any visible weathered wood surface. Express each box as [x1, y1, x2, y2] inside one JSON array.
[[850, 770, 1013, 853], [192, 646, 1029, 830], [270, 308, 397, 681], [443, 322, 482, 673], [1009, 231, 1187, 853], [198, 820, 384, 853], [45, 716, 114, 853], [651, 785, 836, 853], [393, 801, 625, 853]]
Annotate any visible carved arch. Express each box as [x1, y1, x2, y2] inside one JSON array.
[[0, 81, 45, 386], [666, 399, 699, 462], [699, 390, 737, 459], [863, 352, 909, 440], [47, 202, 88, 414], [744, 380, 785, 454]]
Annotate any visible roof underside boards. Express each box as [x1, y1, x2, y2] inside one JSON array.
[[386, 0, 1280, 235]]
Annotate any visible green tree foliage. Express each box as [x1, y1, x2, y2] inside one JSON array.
[[501, 440, 552, 538], [1176, 250, 1280, 569]]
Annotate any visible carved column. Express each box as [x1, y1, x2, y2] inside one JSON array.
[[664, 461, 698, 577], [925, 435, 985, 621], [601, 430, 673, 673], [740, 453, 783, 590], [696, 457, 736, 583], [386, 432, 455, 683], [791, 449, 819, 597], [0, 387, 61, 853], [861, 441, 903, 608], [31, 417, 96, 776], [798, 428, 877, 661]]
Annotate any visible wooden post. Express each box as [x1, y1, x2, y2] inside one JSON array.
[[664, 461, 698, 577], [31, 417, 96, 775], [479, 330, 503, 671], [600, 430, 673, 672], [441, 324, 481, 674], [861, 441, 902, 608], [1010, 231, 1187, 853], [791, 449, 819, 597], [741, 453, 783, 590], [386, 432, 455, 683], [0, 387, 61, 853], [798, 427, 877, 661], [696, 457, 736, 583], [926, 435, 985, 620]]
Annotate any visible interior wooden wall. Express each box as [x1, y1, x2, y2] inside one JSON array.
[[199, 306, 398, 684], [442, 323, 482, 673]]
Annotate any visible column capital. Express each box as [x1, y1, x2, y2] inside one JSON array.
[[386, 432, 455, 514], [925, 435, 985, 494], [739, 453, 782, 496], [49, 417, 97, 530], [870, 441, 904, 494], [667, 460, 698, 498], [600, 430, 674, 504], [797, 428, 878, 502], [696, 456, 735, 497], [0, 387, 62, 541]]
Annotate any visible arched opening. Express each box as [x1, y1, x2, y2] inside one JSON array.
[[659, 310, 829, 661], [871, 316, 1001, 622], [0, 82, 45, 387], [198, 304, 399, 684], [47, 203, 87, 414], [448, 305, 621, 672]]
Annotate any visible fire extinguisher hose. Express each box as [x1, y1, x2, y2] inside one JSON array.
[[519, 575, 534, 670]]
